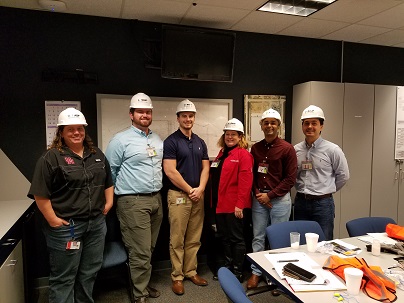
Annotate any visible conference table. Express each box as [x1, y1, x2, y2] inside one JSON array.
[[247, 237, 404, 303]]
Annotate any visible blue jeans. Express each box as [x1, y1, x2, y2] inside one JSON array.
[[250, 193, 291, 276], [43, 214, 106, 303], [294, 195, 335, 241]]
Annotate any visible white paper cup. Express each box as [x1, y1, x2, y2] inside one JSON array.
[[305, 233, 319, 252], [344, 267, 363, 295], [290, 232, 300, 249]]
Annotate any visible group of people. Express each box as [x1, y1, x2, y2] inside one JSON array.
[[27, 93, 349, 303]]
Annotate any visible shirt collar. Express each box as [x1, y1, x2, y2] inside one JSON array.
[[131, 125, 152, 137], [305, 136, 323, 148], [264, 136, 280, 147]]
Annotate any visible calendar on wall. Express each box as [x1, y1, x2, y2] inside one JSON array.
[[45, 101, 81, 147]]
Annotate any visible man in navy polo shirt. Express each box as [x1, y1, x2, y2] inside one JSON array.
[[163, 99, 210, 295]]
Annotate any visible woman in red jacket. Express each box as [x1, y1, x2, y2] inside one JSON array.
[[210, 118, 253, 282]]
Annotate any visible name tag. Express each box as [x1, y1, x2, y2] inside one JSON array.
[[302, 160, 313, 170], [176, 197, 186, 205], [147, 146, 157, 157], [66, 240, 81, 250], [211, 161, 220, 167], [258, 162, 268, 174]]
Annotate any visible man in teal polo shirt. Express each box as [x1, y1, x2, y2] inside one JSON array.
[[106, 93, 163, 303]]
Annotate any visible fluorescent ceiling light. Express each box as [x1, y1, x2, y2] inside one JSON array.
[[258, 0, 337, 17]]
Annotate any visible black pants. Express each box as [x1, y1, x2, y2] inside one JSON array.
[[215, 212, 246, 275]]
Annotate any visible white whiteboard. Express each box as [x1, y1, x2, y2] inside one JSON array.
[[96, 94, 233, 158]]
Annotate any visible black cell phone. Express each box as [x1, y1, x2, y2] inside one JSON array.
[[283, 263, 316, 282]]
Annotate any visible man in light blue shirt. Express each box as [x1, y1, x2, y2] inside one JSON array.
[[294, 105, 349, 240], [105, 93, 163, 303]]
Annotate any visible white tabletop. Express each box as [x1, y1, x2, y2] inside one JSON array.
[[247, 237, 404, 303], [0, 199, 34, 240]]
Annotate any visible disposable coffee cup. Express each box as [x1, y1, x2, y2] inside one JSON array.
[[305, 233, 319, 252], [344, 267, 363, 295], [290, 232, 300, 249]]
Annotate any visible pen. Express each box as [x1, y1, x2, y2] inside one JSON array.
[[277, 259, 299, 263]]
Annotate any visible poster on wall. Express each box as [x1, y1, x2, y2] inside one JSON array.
[[45, 100, 81, 147], [244, 95, 286, 144], [395, 87, 404, 160]]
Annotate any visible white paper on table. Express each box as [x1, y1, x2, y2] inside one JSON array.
[[357, 233, 397, 245], [286, 269, 347, 292], [264, 252, 347, 292]]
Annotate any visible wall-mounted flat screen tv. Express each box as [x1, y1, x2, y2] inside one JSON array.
[[161, 25, 236, 82]]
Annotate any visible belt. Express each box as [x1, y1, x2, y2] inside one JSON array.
[[117, 191, 160, 197], [296, 192, 332, 200]]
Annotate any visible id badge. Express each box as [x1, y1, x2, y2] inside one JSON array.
[[66, 240, 81, 250], [176, 197, 186, 205], [302, 160, 313, 170], [258, 163, 268, 174], [147, 146, 157, 157], [211, 160, 220, 168]]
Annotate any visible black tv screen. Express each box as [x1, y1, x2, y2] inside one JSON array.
[[161, 26, 236, 82]]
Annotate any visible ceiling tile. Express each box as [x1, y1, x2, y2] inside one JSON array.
[[231, 10, 302, 34], [278, 18, 350, 38], [63, 0, 123, 18], [358, 3, 404, 29], [313, 0, 402, 23], [181, 4, 251, 29], [122, 0, 190, 24], [322, 24, 391, 42], [360, 29, 404, 47], [171, 0, 266, 10]]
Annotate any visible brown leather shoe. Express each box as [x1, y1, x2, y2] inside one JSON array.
[[172, 280, 184, 295], [247, 274, 261, 289], [188, 274, 208, 286]]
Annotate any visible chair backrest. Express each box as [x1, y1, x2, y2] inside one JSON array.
[[346, 217, 397, 237], [218, 267, 252, 303], [265, 220, 326, 249]]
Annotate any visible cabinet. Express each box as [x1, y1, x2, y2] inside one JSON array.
[[0, 240, 24, 303], [371, 85, 404, 225], [292, 82, 403, 239], [340, 83, 374, 238]]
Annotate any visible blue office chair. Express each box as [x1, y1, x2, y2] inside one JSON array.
[[346, 216, 396, 237], [265, 220, 326, 249], [98, 208, 134, 303], [218, 267, 253, 303]]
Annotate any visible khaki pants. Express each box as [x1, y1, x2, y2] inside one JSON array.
[[167, 189, 204, 281], [116, 194, 163, 298]]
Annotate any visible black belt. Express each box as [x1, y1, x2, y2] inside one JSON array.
[[117, 191, 160, 197], [296, 192, 332, 200]]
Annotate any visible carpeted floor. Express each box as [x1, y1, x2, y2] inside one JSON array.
[[94, 263, 294, 303], [36, 263, 295, 303]]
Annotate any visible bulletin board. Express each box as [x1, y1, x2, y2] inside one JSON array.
[[96, 94, 232, 158], [244, 95, 286, 144]]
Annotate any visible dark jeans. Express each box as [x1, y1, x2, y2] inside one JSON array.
[[43, 214, 106, 303], [294, 195, 335, 240]]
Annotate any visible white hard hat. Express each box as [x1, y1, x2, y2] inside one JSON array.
[[176, 99, 197, 114], [301, 105, 325, 120], [223, 118, 244, 134], [261, 108, 282, 124], [57, 108, 87, 126], [130, 93, 153, 109]]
